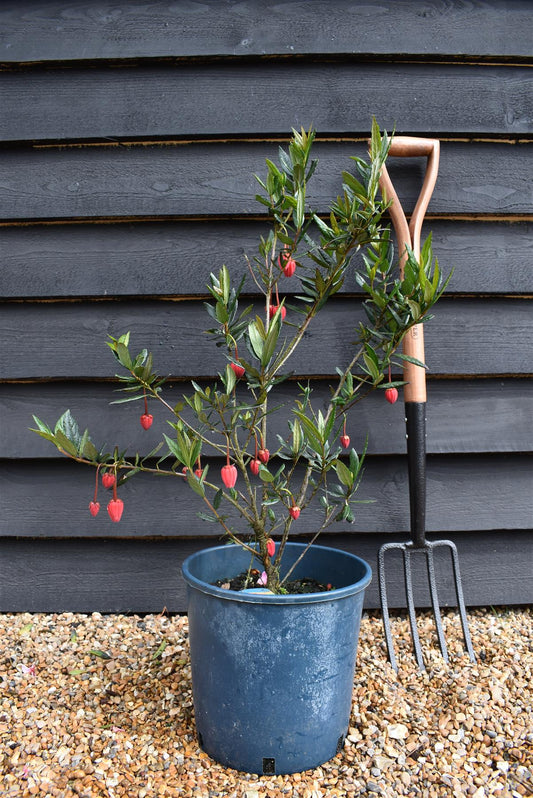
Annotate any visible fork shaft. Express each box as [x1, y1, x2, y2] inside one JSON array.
[[405, 402, 427, 547]]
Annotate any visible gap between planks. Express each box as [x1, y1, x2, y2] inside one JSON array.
[[13, 134, 533, 150], [1, 214, 532, 230], [2, 373, 533, 387], [2, 52, 533, 70]]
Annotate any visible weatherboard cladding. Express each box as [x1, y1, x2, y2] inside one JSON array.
[[0, 0, 531, 611]]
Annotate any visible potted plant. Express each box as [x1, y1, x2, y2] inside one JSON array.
[[32, 121, 446, 775]]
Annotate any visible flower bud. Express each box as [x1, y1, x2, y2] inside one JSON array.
[[385, 387, 399, 404]]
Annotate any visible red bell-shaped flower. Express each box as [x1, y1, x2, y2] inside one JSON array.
[[230, 362, 245, 379], [258, 448, 270, 464], [221, 464, 238, 489], [140, 413, 153, 429], [107, 498, 124, 523], [102, 472, 115, 489]]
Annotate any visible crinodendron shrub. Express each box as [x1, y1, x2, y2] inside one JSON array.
[[32, 122, 447, 594]]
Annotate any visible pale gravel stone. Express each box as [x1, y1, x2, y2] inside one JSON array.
[[0, 608, 531, 797]]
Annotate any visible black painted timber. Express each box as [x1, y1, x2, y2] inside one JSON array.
[[1, 0, 531, 62], [2, 220, 532, 299], [2, 62, 532, 142], [1, 298, 532, 379], [1, 142, 532, 221], [1, 532, 531, 613], [2, 454, 532, 538], [1, 0, 532, 613], [5, 379, 532, 459]]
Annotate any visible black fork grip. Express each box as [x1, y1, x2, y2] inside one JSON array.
[[405, 401, 426, 547]]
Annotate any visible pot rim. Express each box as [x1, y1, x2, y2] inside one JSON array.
[[182, 542, 372, 605]]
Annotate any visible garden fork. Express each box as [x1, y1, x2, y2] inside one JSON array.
[[376, 137, 476, 671]]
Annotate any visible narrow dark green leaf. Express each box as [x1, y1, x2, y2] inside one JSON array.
[[89, 649, 112, 660], [213, 489, 223, 510]]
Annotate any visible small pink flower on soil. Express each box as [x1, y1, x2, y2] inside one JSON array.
[[257, 571, 268, 586]]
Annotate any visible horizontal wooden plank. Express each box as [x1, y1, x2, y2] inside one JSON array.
[[1, 141, 532, 222], [2, 219, 532, 298], [4, 379, 532, 459], [1, 454, 532, 538], [1, 531, 531, 612], [1, 298, 532, 379], [0, 0, 530, 62], [2, 62, 532, 142]]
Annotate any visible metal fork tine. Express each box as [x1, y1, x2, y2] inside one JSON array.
[[438, 540, 476, 663], [378, 542, 400, 672], [404, 547, 426, 670], [426, 543, 449, 663]]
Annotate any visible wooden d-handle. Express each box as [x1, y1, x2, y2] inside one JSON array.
[[379, 137, 440, 263], [373, 136, 440, 403]]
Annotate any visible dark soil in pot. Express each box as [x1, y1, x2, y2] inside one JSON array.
[[214, 571, 333, 593]]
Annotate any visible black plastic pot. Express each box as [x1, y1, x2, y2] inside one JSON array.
[[182, 542, 371, 775]]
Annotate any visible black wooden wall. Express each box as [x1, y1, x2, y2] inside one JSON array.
[[1, 1, 532, 612]]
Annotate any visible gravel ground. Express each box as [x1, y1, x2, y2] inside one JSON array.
[[1, 608, 531, 798]]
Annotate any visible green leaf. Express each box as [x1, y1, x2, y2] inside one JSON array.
[[248, 320, 264, 360], [187, 471, 205, 498], [78, 428, 90, 458], [224, 363, 237, 394], [258, 466, 275, 482], [349, 448, 361, 476], [362, 353, 380, 381], [163, 433, 184, 463], [31, 415, 52, 435], [334, 459, 353, 487], [262, 313, 282, 367], [143, 441, 165, 460], [89, 649, 112, 660], [56, 410, 81, 447], [198, 512, 218, 523], [118, 467, 141, 485], [397, 353, 427, 369], [151, 640, 167, 661], [294, 412, 323, 452], [54, 430, 78, 457], [82, 433, 101, 461], [213, 488, 223, 510], [110, 393, 144, 405], [295, 189, 305, 228]]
